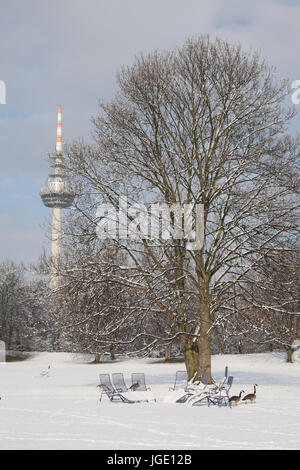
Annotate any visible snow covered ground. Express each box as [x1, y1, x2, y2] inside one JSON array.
[[0, 352, 299, 450]]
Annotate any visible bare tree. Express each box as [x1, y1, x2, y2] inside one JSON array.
[[48, 227, 150, 360], [64, 36, 299, 380], [225, 245, 300, 362], [0, 261, 24, 348], [0, 260, 49, 351]]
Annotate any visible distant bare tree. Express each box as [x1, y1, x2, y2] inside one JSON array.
[[0, 261, 49, 351], [0, 261, 24, 348], [225, 246, 300, 362], [64, 36, 299, 380]]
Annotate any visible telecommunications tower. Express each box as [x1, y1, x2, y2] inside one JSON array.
[[40, 106, 74, 288]]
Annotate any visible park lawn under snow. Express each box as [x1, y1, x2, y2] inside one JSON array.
[[0, 351, 300, 450]]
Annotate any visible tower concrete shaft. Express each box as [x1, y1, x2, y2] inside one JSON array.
[[50, 207, 62, 289], [40, 106, 74, 288]]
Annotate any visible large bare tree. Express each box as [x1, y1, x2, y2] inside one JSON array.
[[63, 36, 299, 380]]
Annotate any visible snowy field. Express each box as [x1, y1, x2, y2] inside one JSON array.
[[0, 352, 300, 450]]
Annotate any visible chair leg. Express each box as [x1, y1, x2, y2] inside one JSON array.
[[177, 393, 192, 403]]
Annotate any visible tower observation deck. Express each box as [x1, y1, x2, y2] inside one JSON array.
[[40, 106, 75, 288]]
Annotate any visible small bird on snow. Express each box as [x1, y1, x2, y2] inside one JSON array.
[[40, 365, 51, 377]]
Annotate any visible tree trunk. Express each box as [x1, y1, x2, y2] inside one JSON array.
[[164, 343, 172, 362], [184, 341, 199, 381], [180, 334, 198, 380], [94, 352, 101, 363], [286, 347, 294, 363], [196, 293, 213, 382], [110, 345, 115, 361], [181, 275, 213, 382], [197, 334, 212, 382]]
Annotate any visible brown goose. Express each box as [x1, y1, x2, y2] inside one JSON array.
[[96, 384, 109, 390], [129, 382, 140, 391], [242, 384, 258, 403], [229, 390, 245, 405]]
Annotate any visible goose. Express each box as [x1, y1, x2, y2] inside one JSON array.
[[242, 384, 258, 403], [229, 390, 245, 405], [96, 384, 109, 390], [129, 382, 140, 391]]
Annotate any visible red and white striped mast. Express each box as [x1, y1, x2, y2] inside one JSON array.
[[56, 105, 62, 154], [40, 106, 74, 288]]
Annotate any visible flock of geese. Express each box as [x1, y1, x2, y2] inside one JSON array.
[[230, 384, 258, 405]]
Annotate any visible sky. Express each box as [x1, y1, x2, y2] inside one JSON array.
[[0, 0, 300, 263]]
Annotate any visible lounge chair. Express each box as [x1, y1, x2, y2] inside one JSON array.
[[203, 366, 229, 396], [192, 376, 234, 407], [176, 372, 210, 403], [169, 370, 188, 391], [215, 375, 234, 407], [98, 373, 151, 404], [98, 374, 134, 403], [131, 373, 151, 391], [112, 373, 128, 393]]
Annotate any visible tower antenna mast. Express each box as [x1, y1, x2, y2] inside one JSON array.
[[40, 106, 74, 288]]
